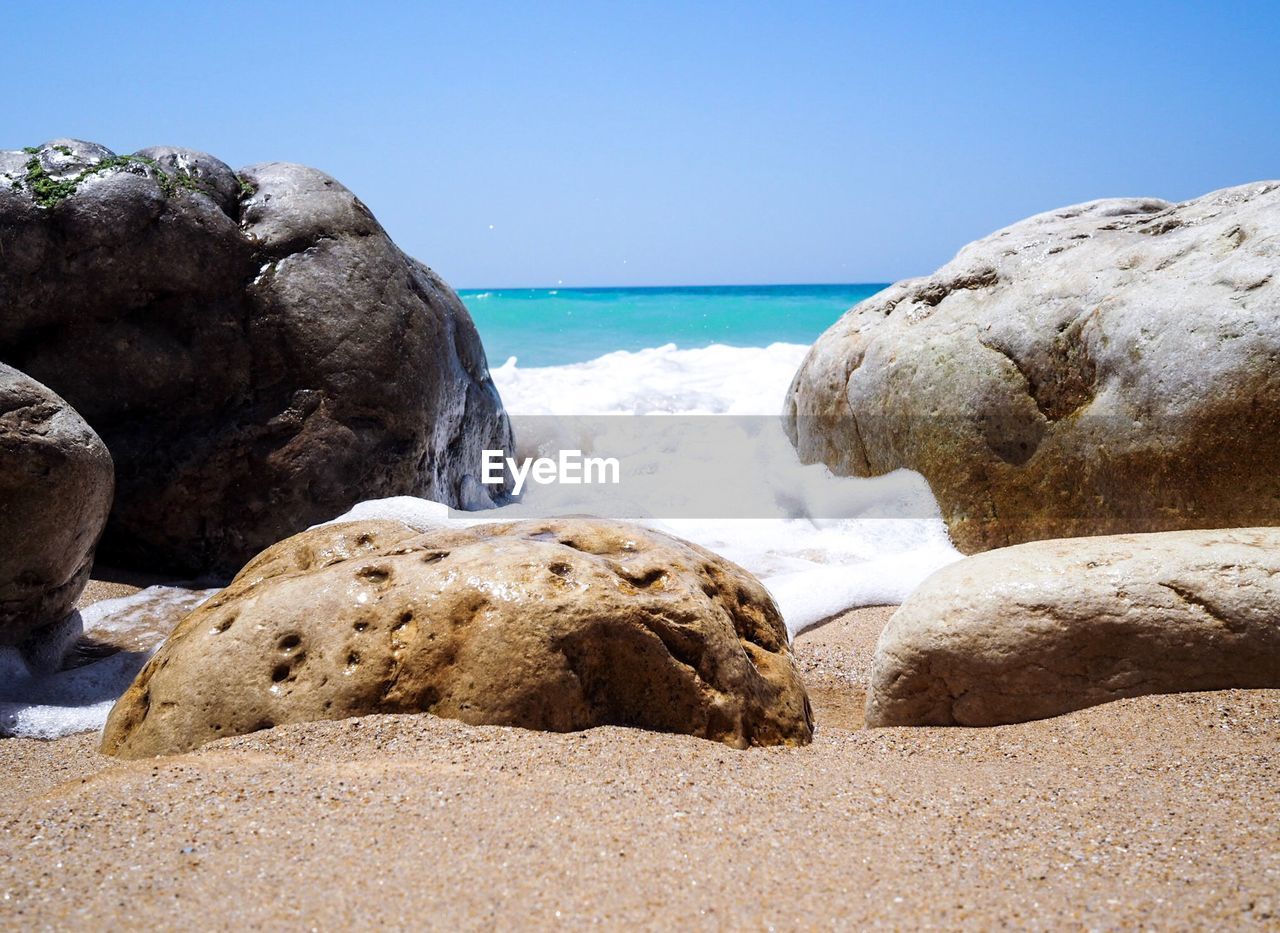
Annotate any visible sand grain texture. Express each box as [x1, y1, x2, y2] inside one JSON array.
[[2, 606, 1277, 929]]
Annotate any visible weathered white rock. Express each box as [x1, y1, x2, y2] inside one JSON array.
[[865, 527, 1280, 727], [786, 181, 1280, 552]]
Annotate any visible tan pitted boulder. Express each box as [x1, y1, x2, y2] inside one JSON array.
[[865, 528, 1280, 727], [101, 519, 813, 757], [785, 181, 1280, 553]]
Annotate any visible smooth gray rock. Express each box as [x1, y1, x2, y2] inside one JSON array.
[[0, 363, 114, 645], [785, 181, 1280, 553], [865, 528, 1280, 727], [0, 140, 511, 575]]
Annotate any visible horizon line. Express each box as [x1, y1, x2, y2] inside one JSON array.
[[455, 280, 893, 293]]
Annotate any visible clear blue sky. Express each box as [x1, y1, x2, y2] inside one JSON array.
[[4, 1, 1277, 288]]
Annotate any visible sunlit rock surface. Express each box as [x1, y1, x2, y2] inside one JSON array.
[[101, 519, 814, 757]]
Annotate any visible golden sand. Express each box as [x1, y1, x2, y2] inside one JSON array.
[[1, 605, 1276, 928]]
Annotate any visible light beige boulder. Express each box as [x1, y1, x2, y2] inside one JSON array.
[[865, 527, 1280, 727], [785, 181, 1280, 552], [101, 519, 813, 757]]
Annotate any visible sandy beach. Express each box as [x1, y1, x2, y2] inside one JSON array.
[[4, 8, 1278, 929], [2, 603, 1276, 929]]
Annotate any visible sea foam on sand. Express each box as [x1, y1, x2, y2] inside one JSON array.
[[1, 586, 216, 739], [355, 342, 960, 634], [1, 342, 959, 739]]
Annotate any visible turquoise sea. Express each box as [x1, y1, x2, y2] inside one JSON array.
[[459, 283, 887, 367]]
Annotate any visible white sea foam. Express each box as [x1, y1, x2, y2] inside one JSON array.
[[491, 341, 813, 415], [0, 585, 217, 739], [6, 341, 959, 739], [493, 341, 959, 631], [339, 342, 961, 635]]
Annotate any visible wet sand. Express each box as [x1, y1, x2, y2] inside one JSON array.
[[75, 578, 145, 608], [76, 562, 200, 609], [1, 605, 1277, 928]]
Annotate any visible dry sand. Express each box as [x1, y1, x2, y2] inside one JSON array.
[[1, 605, 1277, 929]]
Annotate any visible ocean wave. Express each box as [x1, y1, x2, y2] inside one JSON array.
[[490, 341, 814, 415]]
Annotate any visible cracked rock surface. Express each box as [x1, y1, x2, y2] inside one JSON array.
[[784, 181, 1280, 552], [865, 527, 1280, 727], [0, 139, 511, 575], [100, 518, 814, 757], [0, 363, 113, 645]]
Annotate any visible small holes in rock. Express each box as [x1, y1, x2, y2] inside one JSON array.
[[271, 663, 290, 683], [278, 633, 301, 651], [359, 566, 391, 584]]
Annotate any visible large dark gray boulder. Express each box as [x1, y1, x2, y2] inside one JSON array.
[[785, 181, 1280, 553], [0, 363, 113, 645], [0, 139, 511, 574]]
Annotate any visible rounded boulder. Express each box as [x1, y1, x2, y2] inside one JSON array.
[[865, 527, 1280, 727], [0, 139, 511, 575], [101, 519, 814, 757], [786, 181, 1280, 552], [0, 363, 114, 645]]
